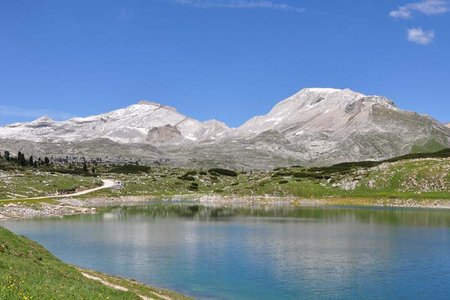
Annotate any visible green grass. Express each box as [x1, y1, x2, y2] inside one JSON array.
[[80, 155, 450, 201], [0, 170, 102, 200], [411, 139, 447, 154], [0, 226, 191, 300], [3, 149, 450, 203]]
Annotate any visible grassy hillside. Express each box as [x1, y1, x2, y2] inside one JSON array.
[[0, 170, 102, 200], [2, 149, 450, 202], [0, 155, 103, 200], [0, 226, 190, 300], [81, 149, 450, 200]]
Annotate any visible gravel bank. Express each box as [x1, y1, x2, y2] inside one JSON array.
[[1, 195, 450, 220]]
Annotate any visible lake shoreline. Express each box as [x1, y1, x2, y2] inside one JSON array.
[[1, 194, 450, 220], [0, 225, 192, 300]]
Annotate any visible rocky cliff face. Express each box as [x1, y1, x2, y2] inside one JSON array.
[[1, 89, 449, 169]]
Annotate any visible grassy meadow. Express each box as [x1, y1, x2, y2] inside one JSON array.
[[2, 149, 450, 202]]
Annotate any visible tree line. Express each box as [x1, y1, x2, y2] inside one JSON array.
[[1, 150, 97, 175], [2, 151, 50, 167]]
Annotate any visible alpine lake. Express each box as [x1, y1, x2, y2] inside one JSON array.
[[2, 202, 450, 300]]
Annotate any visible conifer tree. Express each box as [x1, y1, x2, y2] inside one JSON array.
[[17, 151, 27, 166]]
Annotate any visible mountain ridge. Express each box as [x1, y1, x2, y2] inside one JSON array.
[[1, 88, 449, 169], [1, 101, 230, 144]]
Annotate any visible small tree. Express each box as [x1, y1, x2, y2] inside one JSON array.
[[29, 156, 34, 167], [17, 151, 27, 166], [44, 157, 50, 166], [4, 151, 10, 161]]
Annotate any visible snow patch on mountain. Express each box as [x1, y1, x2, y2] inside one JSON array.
[[0, 101, 229, 144]]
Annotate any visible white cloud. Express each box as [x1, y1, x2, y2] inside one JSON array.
[[0, 105, 73, 121], [174, 0, 305, 13], [407, 27, 435, 44], [390, 0, 449, 19]]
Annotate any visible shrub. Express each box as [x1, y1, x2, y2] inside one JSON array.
[[188, 182, 199, 191], [178, 175, 196, 181], [208, 168, 238, 177], [109, 165, 151, 174]]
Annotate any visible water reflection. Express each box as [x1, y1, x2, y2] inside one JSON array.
[[2, 204, 450, 300], [90, 204, 450, 228]]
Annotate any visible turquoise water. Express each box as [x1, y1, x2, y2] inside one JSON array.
[[3, 204, 450, 299]]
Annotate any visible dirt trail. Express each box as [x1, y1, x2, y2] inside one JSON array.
[[81, 272, 129, 292], [0, 179, 116, 202], [81, 271, 172, 300], [58, 179, 116, 197]]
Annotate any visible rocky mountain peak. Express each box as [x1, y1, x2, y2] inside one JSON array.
[[203, 119, 229, 128], [292, 88, 396, 106], [134, 100, 179, 113], [33, 116, 54, 122], [238, 88, 373, 135], [137, 100, 161, 107], [0, 89, 448, 169], [266, 88, 365, 115], [300, 87, 357, 94], [137, 100, 154, 105]]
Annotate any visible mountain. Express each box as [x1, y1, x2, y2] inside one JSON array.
[[0, 101, 228, 144], [224, 88, 450, 165], [1, 88, 449, 169]]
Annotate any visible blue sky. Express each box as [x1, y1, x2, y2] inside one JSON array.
[[0, 0, 449, 127]]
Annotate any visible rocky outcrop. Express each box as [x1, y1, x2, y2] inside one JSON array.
[[146, 125, 183, 145]]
